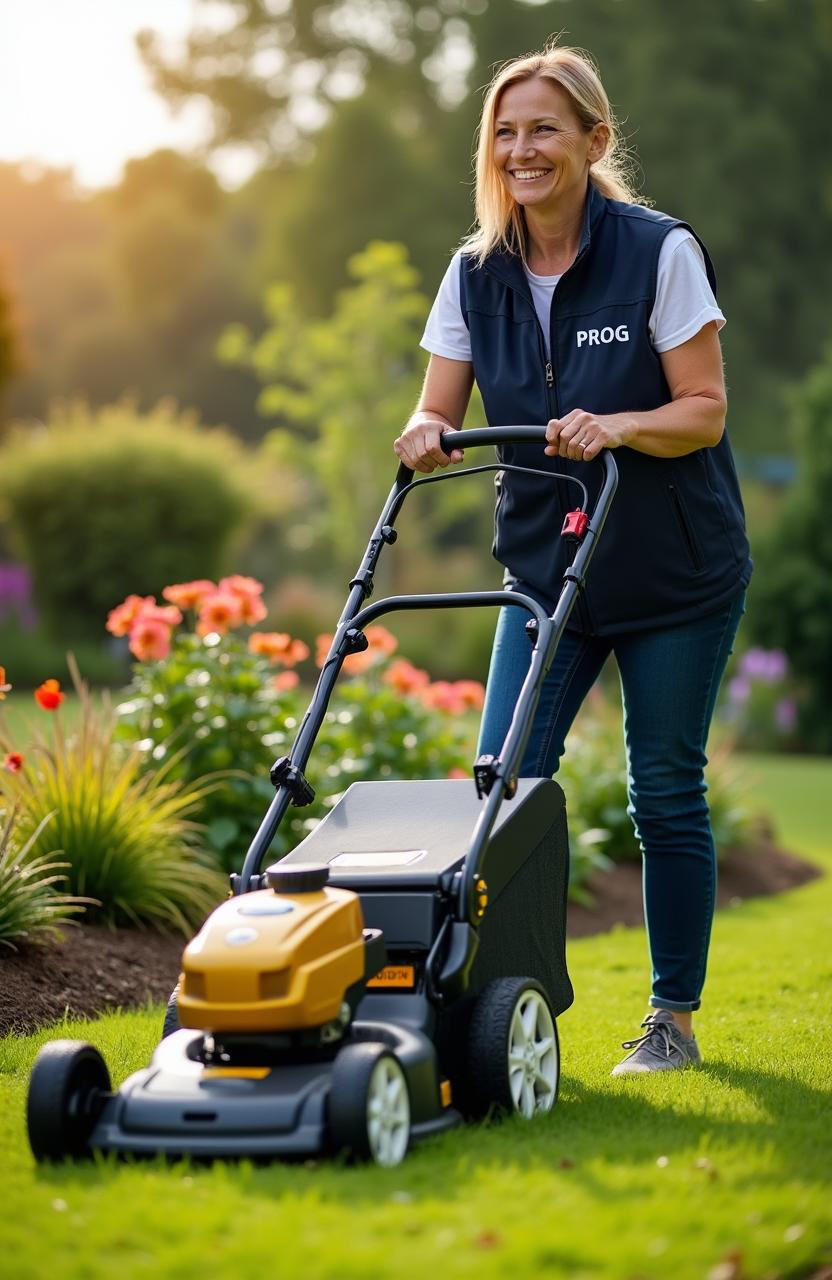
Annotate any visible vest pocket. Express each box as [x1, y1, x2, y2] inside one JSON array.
[[667, 483, 703, 573]]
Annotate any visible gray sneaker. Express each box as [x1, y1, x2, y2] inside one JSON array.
[[611, 1009, 702, 1076]]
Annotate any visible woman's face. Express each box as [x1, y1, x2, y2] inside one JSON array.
[[493, 77, 607, 213]]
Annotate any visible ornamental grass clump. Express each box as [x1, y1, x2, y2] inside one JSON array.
[[0, 660, 224, 932], [0, 810, 85, 949]]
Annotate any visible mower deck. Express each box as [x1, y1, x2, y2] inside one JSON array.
[[88, 1024, 461, 1160]]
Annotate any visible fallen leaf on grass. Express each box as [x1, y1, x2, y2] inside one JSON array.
[[473, 1230, 503, 1251]]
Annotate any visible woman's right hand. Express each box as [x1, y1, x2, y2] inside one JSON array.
[[394, 411, 464, 474]]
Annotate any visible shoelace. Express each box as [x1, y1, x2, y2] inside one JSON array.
[[620, 1017, 679, 1060]]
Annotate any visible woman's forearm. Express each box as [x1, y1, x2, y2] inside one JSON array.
[[607, 392, 726, 459]]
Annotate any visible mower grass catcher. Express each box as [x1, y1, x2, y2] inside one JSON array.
[[27, 428, 617, 1167]]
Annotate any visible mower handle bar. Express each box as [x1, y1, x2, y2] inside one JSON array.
[[395, 425, 617, 492], [236, 428, 618, 919]]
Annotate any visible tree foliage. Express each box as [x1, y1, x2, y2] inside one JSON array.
[[139, 0, 832, 452]]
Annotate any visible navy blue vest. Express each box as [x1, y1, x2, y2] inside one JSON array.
[[460, 186, 752, 634]]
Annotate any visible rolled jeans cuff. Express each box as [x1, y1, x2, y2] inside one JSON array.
[[650, 996, 702, 1013]]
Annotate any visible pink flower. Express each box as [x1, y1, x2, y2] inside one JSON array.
[[273, 670, 300, 692], [219, 574, 264, 599], [420, 681, 466, 715], [128, 617, 172, 662], [162, 580, 217, 611], [141, 603, 183, 628], [197, 591, 244, 636], [447, 766, 468, 780], [218, 576, 267, 626], [106, 595, 155, 637]]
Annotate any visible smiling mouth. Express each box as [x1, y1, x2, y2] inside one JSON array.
[[510, 168, 553, 181]]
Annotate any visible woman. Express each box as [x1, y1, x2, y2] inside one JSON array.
[[394, 44, 751, 1075]]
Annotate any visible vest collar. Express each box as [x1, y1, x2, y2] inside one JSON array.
[[482, 184, 608, 291]]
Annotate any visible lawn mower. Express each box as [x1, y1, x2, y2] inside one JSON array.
[[27, 427, 617, 1167]]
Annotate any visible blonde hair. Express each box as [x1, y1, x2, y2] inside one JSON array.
[[462, 43, 643, 264]]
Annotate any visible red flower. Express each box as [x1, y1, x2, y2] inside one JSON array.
[[128, 617, 172, 662], [34, 679, 64, 710], [3, 751, 23, 773]]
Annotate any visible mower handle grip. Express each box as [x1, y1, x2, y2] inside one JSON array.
[[395, 425, 616, 489]]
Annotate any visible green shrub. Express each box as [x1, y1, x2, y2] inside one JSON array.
[[0, 661, 225, 931], [0, 810, 85, 949], [113, 583, 479, 870], [0, 400, 257, 642], [559, 692, 751, 863], [745, 346, 832, 750]]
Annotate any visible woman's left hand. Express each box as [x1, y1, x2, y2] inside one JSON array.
[[545, 409, 635, 461]]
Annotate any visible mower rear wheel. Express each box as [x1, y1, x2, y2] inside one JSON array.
[[27, 1040, 111, 1162], [329, 1043, 411, 1167], [466, 977, 559, 1118]]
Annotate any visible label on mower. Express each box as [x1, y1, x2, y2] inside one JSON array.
[[367, 965, 416, 989]]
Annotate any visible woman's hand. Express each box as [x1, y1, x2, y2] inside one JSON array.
[[394, 411, 465, 473], [545, 409, 635, 462]]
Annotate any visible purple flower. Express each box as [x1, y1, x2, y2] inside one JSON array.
[[740, 646, 788, 683], [775, 697, 797, 733], [0, 562, 37, 630], [728, 675, 751, 704]]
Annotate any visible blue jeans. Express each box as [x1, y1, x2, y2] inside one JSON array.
[[477, 592, 746, 1012]]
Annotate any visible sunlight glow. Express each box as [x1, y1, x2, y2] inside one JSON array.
[[0, 0, 214, 188]]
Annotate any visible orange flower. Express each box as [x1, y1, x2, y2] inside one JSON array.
[[273, 670, 299, 692], [249, 632, 310, 666], [3, 751, 23, 773], [0, 665, 10, 700], [128, 617, 172, 662], [162, 580, 217, 611], [383, 658, 430, 696], [420, 681, 466, 714], [197, 591, 244, 636], [365, 625, 398, 658], [34, 679, 65, 711], [453, 679, 486, 711], [219, 574, 264, 600], [106, 594, 155, 637], [316, 625, 398, 675]]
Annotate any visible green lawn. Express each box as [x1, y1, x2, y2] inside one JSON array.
[[1, 754, 830, 1279]]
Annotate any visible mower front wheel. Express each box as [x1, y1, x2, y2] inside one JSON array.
[[329, 1043, 411, 1167], [27, 1040, 111, 1162], [466, 977, 559, 1119]]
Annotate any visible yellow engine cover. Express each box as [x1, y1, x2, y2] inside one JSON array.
[[177, 885, 366, 1033]]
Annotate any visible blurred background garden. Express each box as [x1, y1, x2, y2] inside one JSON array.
[[1, 0, 831, 938]]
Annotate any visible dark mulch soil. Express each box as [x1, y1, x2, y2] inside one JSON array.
[[0, 835, 821, 1037]]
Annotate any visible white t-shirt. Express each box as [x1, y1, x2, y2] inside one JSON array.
[[420, 227, 725, 361]]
